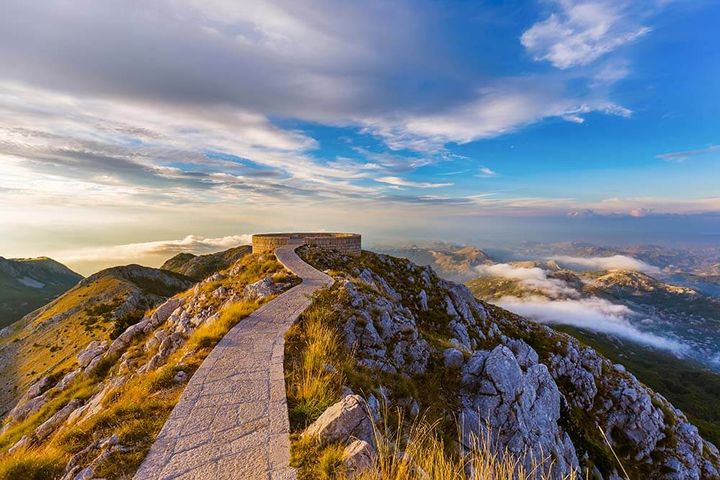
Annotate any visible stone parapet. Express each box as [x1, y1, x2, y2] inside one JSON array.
[[252, 232, 361, 256]]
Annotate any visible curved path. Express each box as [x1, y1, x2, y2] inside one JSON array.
[[135, 243, 333, 480]]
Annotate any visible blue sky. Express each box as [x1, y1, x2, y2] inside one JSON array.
[[0, 0, 718, 272]]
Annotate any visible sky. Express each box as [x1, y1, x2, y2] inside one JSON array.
[[0, 0, 719, 274]]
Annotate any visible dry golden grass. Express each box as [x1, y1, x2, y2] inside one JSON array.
[[356, 411, 579, 480], [286, 302, 346, 428], [0, 446, 65, 480], [295, 403, 582, 480]]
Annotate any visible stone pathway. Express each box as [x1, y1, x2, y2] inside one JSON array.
[[134, 243, 333, 480]]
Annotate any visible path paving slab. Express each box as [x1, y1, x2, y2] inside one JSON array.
[[135, 243, 333, 480]]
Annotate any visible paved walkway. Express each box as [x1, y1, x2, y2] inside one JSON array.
[[134, 243, 333, 480]]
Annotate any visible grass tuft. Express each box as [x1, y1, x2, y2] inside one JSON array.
[[286, 297, 346, 429], [0, 447, 65, 480]]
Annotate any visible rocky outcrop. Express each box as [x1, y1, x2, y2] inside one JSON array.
[[61, 434, 128, 480], [35, 398, 84, 441], [77, 340, 107, 368], [107, 296, 185, 357], [243, 276, 282, 300], [460, 343, 579, 477], [549, 341, 720, 479], [342, 281, 430, 375]]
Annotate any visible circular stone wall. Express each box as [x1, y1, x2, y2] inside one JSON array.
[[252, 232, 361, 256]]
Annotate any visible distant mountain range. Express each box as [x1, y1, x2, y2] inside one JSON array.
[[0, 257, 83, 329], [377, 242, 492, 281]]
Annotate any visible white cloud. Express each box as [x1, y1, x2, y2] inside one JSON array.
[[56, 235, 253, 264], [0, 82, 392, 208], [656, 145, 720, 162], [497, 295, 688, 354], [477, 258, 687, 355], [521, 0, 650, 69], [474, 263, 579, 298], [364, 81, 631, 150], [551, 254, 660, 274], [375, 176, 453, 189], [476, 167, 498, 178], [629, 207, 653, 217]]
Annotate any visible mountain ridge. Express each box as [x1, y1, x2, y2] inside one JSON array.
[[0, 256, 83, 329]]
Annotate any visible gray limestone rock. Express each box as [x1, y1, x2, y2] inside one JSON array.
[[343, 439, 376, 476], [303, 394, 373, 446], [460, 345, 579, 477], [443, 348, 464, 369], [56, 369, 82, 391], [243, 276, 278, 300], [35, 398, 84, 440], [418, 289, 428, 311], [76, 340, 108, 368]]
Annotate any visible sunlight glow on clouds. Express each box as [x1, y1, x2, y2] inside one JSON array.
[[56, 235, 253, 264]]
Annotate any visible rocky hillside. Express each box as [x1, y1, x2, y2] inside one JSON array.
[[0, 257, 82, 329], [0, 265, 193, 418], [160, 245, 251, 281], [467, 264, 720, 444], [288, 247, 720, 479], [0, 251, 297, 479]]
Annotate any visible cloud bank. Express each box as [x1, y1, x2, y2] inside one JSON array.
[[497, 295, 687, 354], [474, 259, 685, 355], [474, 263, 579, 298], [57, 235, 252, 264], [551, 255, 660, 273]]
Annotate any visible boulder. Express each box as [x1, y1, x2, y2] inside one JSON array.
[[77, 340, 106, 369], [35, 398, 84, 440], [303, 394, 373, 446], [7, 392, 47, 423], [443, 348, 464, 369], [418, 290, 428, 311], [343, 439, 376, 476], [243, 277, 277, 300], [56, 369, 82, 391], [26, 375, 54, 398], [8, 435, 32, 454]]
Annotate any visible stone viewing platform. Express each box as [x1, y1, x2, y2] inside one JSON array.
[[252, 232, 361, 256]]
